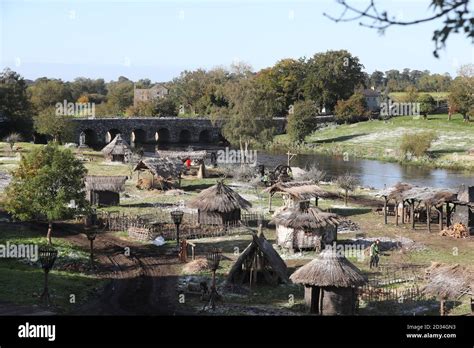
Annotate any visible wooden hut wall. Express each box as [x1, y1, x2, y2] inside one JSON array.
[[276, 225, 337, 250], [321, 286, 356, 315], [89, 190, 120, 207], [198, 208, 241, 225]]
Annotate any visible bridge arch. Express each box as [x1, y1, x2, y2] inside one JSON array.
[[82, 129, 98, 146], [131, 129, 147, 144], [105, 129, 121, 143], [155, 128, 170, 144], [179, 129, 192, 143], [198, 129, 211, 143]]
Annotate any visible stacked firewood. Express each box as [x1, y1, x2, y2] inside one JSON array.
[[439, 223, 469, 238]]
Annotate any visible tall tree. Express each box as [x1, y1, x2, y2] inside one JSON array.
[[34, 107, 75, 143], [448, 64, 474, 122], [287, 100, 318, 142], [5, 144, 88, 244], [0, 69, 32, 136], [304, 50, 366, 112], [29, 78, 71, 113]]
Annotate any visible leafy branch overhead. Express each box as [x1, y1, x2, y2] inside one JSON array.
[[324, 0, 473, 57]]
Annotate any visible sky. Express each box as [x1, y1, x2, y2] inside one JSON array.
[[0, 0, 472, 82]]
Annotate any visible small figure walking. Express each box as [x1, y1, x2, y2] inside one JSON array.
[[369, 239, 380, 269]]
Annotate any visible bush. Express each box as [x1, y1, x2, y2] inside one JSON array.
[[334, 93, 368, 124], [287, 100, 318, 142], [299, 166, 326, 183], [400, 131, 437, 158], [418, 94, 436, 118]]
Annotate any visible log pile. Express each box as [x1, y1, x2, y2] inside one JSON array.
[[439, 223, 469, 238]]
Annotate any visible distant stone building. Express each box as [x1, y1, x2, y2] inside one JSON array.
[[362, 89, 381, 112], [133, 84, 169, 107]]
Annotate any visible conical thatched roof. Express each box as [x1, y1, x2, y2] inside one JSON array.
[[85, 175, 127, 192], [271, 206, 341, 230], [290, 249, 367, 287], [133, 158, 184, 179], [187, 181, 251, 213], [422, 263, 473, 299], [264, 181, 331, 200], [101, 134, 132, 156], [227, 233, 289, 284]]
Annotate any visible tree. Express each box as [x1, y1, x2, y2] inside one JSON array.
[[287, 100, 318, 142], [69, 77, 107, 101], [126, 98, 178, 117], [106, 79, 134, 115], [448, 64, 474, 122], [334, 92, 368, 123], [418, 94, 436, 119], [0, 69, 32, 136], [403, 86, 420, 103], [324, 0, 473, 57], [3, 133, 22, 152], [216, 77, 278, 155], [370, 70, 386, 89], [304, 50, 366, 112], [34, 107, 74, 143], [29, 78, 71, 113], [5, 144, 88, 244], [336, 174, 361, 206]]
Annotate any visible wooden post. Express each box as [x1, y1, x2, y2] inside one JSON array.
[[401, 201, 405, 224], [438, 205, 443, 231], [395, 201, 399, 226], [440, 299, 445, 316], [383, 197, 388, 225], [411, 201, 415, 230], [426, 203, 431, 233], [268, 193, 273, 213], [446, 203, 451, 227]]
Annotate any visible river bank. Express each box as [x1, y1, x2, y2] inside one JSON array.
[[270, 114, 474, 172]]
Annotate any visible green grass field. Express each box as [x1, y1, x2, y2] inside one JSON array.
[[389, 91, 449, 102], [273, 113, 474, 171]]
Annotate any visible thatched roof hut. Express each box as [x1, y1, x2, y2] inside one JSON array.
[[134, 158, 184, 179], [85, 175, 127, 206], [101, 134, 132, 162], [290, 248, 367, 315], [423, 263, 473, 315], [156, 150, 207, 161], [227, 232, 289, 286], [264, 181, 331, 209], [187, 181, 251, 225], [271, 207, 342, 252]]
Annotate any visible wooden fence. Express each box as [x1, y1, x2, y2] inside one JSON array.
[[98, 210, 263, 241]]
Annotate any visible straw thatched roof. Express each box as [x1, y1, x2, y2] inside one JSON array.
[[156, 150, 207, 161], [290, 248, 367, 287], [264, 181, 331, 200], [423, 263, 473, 299], [375, 182, 457, 205], [133, 158, 184, 179], [187, 181, 251, 213], [101, 134, 132, 156], [227, 232, 289, 284], [271, 206, 342, 230], [85, 175, 127, 192]]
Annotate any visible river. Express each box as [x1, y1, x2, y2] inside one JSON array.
[[141, 143, 473, 189]]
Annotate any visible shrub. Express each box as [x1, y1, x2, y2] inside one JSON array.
[[287, 100, 318, 142], [334, 93, 368, 124], [400, 131, 437, 158], [299, 165, 326, 183]]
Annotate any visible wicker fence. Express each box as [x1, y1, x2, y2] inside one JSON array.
[[98, 210, 264, 241]]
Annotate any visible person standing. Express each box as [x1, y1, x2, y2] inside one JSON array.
[[369, 239, 380, 269]]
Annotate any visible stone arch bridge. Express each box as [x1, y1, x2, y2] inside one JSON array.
[[70, 117, 289, 146]]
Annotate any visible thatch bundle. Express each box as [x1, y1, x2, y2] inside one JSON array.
[[264, 181, 331, 200], [85, 176, 127, 192], [376, 182, 457, 205], [423, 263, 473, 299], [187, 181, 251, 213], [271, 206, 341, 230], [157, 150, 207, 161], [133, 158, 184, 179], [101, 134, 132, 160], [290, 248, 367, 287]]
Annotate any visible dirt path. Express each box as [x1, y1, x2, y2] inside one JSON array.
[[61, 228, 186, 315]]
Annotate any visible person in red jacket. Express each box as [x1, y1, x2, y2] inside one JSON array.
[[185, 158, 192, 169]]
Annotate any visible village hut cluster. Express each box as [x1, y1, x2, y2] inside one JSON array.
[[376, 182, 473, 234]]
